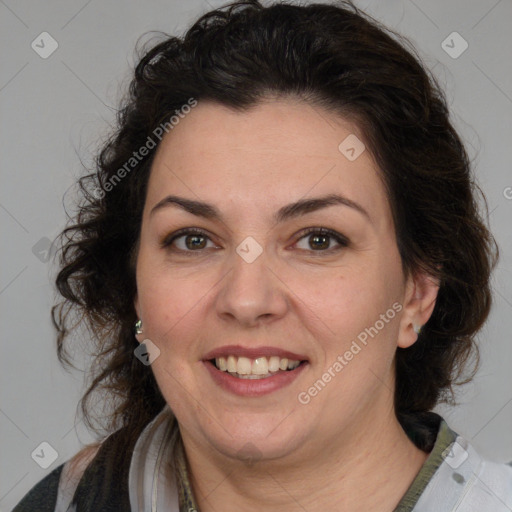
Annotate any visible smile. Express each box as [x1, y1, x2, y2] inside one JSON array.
[[213, 355, 302, 379], [203, 358, 308, 397]]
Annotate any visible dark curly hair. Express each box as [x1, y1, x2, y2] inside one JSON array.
[[52, 0, 499, 443]]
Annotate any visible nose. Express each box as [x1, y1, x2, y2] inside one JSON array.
[[215, 246, 289, 328]]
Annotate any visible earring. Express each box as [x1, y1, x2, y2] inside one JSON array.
[[135, 319, 143, 335], [413, 324, 422, 335]]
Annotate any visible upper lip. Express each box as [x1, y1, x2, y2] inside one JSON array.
[[203, 345, 309, 361]]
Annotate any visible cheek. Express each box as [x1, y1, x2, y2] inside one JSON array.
[[150, 362, 197, 427], [306, 280, 401, 410], [137, 256, 212, 338], [299, 267, 380, 335], [300, 262, 402, 371]]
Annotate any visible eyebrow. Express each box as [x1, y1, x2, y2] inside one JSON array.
[[149, 193, 370, 223]]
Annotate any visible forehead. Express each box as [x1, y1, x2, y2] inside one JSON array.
[[145, 98, 391, 229]]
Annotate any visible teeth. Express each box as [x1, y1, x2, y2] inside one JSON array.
[[214, 355, 302, 377], [236, 373, 271, 379], [237, 357, 252, 375], [252, 357, 268, 375], [268, 356, 280, 372], [288, 360, 300, 370], [227, 355, 237, 373]]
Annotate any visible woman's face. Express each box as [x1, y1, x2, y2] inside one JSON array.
[[134, 98, 435, 463]]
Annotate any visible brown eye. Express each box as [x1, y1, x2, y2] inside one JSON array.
[[294, 228, 348, 252], [308, 233, 330, 250], [183, 233, 207, 250], [161, 228, 216, 253]]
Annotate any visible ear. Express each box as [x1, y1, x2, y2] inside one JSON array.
[[134, 294, 143, 343], [397, 270, 439, 349]]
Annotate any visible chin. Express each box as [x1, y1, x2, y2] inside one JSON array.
[[201, 416, 306, 462]]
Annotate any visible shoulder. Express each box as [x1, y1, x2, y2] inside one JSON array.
[[447, 430, 512, 505], [418, 428, 512, 511], [69, 427, 135, 511], [457, 454, 512, 510], [11, 463, 65, 512], [11, 437, 127, 512], [474, 457, 512, 504]]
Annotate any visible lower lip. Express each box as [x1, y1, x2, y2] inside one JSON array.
[[202, 360, 308, 397]]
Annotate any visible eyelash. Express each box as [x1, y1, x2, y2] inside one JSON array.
[[160, 227, 349, 255]]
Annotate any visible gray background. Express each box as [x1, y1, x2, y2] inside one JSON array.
[[1, 0, 511, 509]]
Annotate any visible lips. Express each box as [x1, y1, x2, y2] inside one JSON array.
[[202, 345, 309, 362], [201, 345, 309, 396]]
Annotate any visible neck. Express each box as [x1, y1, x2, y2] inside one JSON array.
[[180, 404, 430, 512]]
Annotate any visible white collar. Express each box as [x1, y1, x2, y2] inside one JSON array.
[[128, 405, 181, 512], [412, 434, 512, 511]]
